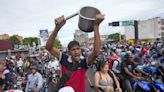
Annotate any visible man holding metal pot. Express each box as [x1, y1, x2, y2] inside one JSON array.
[[46, 13, 104, 92]]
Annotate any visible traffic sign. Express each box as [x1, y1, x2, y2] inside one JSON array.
[[121, 21, 134, 26]]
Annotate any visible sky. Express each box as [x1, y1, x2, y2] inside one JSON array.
[[0, 0, 164, 45]]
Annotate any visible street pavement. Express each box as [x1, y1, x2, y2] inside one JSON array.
[[86, 67, 97, 92]]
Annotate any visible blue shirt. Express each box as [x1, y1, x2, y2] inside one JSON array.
[[25, 72, 43, 92]]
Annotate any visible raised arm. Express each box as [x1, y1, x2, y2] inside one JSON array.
[[88, 14, 104, 66], [45, 16, 66, 58]]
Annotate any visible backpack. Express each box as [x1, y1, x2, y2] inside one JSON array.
[[108, 56, 120, 70]]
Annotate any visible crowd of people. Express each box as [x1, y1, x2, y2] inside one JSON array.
[[0, 39, 164, 92], [0, 49, 61, 92], [0, 14, 164, 92], [0, 41, 164, 92], [93, 39, 164, 92]]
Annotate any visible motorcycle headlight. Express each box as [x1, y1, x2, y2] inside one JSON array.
[[138, 82, 151, 91]]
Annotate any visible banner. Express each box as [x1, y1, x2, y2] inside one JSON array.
[[40, 29, 49, 41]]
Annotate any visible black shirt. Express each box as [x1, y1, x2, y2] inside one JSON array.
[[0, 78, 4, 86], [121, 61, 135, 79]]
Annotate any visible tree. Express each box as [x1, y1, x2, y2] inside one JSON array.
[[22, 37, 39, 46], [108, 33, 125, 41], [23, 37, 32, 46], [108, 33, 119, 41], [33, 37, 39, 46], [9, 36, 21, 45], [54, 39, 62, 49]]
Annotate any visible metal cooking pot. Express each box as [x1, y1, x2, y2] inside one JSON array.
[[55, 6, 101, 32], [78, 6, 101, 32]]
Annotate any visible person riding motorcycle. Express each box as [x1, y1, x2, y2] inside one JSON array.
[[120, 53, 144, 92]]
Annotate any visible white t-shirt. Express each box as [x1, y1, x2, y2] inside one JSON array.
[[16, 58, 23, 67], [112, 58, 122, 73], [48, 59, 59, 70]]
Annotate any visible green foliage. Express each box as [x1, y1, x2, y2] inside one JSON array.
[[108, 33, 119, 40], [9, 36, 20, 45], [108, 33, 124, 41], [54, 39, 62, 49], [22, 37, 40, 46], [22, 37, 61, 48], [33, 37, 39, 45]]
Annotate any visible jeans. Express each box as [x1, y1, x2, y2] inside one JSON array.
[[124, 79, 133, 92]]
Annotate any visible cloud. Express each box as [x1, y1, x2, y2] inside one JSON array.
[[0, 0, 164, 45]]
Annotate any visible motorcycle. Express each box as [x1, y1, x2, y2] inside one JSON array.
[[132, 76, 164, 92], [132, 65, 164, 92]]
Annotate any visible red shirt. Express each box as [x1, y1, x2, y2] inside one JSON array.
[[60, 53, 88, 92]]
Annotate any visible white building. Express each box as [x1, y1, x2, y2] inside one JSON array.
[[161, 19, 164, 40], [74, 30, 89, 45], [125, 26, 135, 40], [125, 17, 164, 41]]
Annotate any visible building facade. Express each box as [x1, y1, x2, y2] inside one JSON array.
[[125, 17, 164, 41], [74, 30, 89, 46], [161, 19, 164, 40], [0, 34, 10, 40]]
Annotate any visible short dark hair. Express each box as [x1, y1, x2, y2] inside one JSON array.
[[30, 65, 37, 70], [68, 40, 80, 50], [125, 53, 132, 58], [124, 53, 133, 62]]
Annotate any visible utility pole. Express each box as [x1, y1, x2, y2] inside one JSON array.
[[134, 20, 138, 44], [119, 31, 121, 41]]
